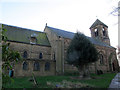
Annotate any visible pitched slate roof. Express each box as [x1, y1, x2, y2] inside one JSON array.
[[46, 26, 114, 48], [46, 26, 75, 39], [90, 19, 108, 29], [3, 24, 50, 46]]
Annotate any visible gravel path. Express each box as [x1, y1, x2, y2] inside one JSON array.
[[108, 73, 120, 89]]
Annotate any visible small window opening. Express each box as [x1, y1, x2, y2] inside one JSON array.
[[95, 29, 98, 37], [45, 62, 50, 71], [99, 54, 104, 64], [34, 61, 40, 71], [23, 61, 28, 70], [30, 37, 37, 44], [102, 28, 106, 36], [39, 53, 43, 59], [23, 51, 28, 59]]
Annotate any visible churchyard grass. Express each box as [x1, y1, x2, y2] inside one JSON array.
[[3, 73, 116, 88]]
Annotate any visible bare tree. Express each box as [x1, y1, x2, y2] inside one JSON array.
[[110, 7, 120, 16]]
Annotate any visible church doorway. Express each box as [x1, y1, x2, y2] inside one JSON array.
[[112, 63, 115, 71], [108, 53, 114, 72]]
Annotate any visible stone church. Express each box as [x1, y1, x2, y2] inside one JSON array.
[[2, 19, 119, 77]]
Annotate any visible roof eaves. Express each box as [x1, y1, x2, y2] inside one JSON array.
[[3, 24, 44, 33]]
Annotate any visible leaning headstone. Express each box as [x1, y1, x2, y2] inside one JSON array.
[[32, 73, 38, 86]]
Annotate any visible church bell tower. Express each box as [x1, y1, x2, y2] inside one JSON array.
[[90, 19, 110, 45]]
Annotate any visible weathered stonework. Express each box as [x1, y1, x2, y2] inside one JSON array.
[[44, 27, 65, 75], [14, 60, 56, 77], [8, 41, 51, 60], [2, 19, 119, 77], [4, 41, 56, 77], [62, 38, 119, 73], [44, 19, 119, 74]]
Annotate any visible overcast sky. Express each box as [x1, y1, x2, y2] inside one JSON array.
[[1, 0, 119, 48]]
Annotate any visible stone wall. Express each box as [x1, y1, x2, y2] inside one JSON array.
[[6, 41, 56, 77], [14, 60, 56, 77], [63, 38, 119, 73], [89, 45, 119, 73], [63, 38, 79, 72], [8, 41, 51, 60], [44, 27, 64, 74]]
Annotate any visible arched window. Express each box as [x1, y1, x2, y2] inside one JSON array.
[[23, 51, 28, 59], [102, 28, 106, 36], [39, 53, 43, 59], [99, 54, 104, 64], [45, 62, 50, 71], [34, 61, 40, 71], [23, 61, 28, 70], [95, 29, 98, 37]]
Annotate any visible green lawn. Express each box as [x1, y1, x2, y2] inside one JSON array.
[[3, 73, 116, 88]]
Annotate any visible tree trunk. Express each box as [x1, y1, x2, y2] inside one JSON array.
[[78, 65, 84, 78], [78, 64, 90, 79], [94, 62, 97, 74]]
